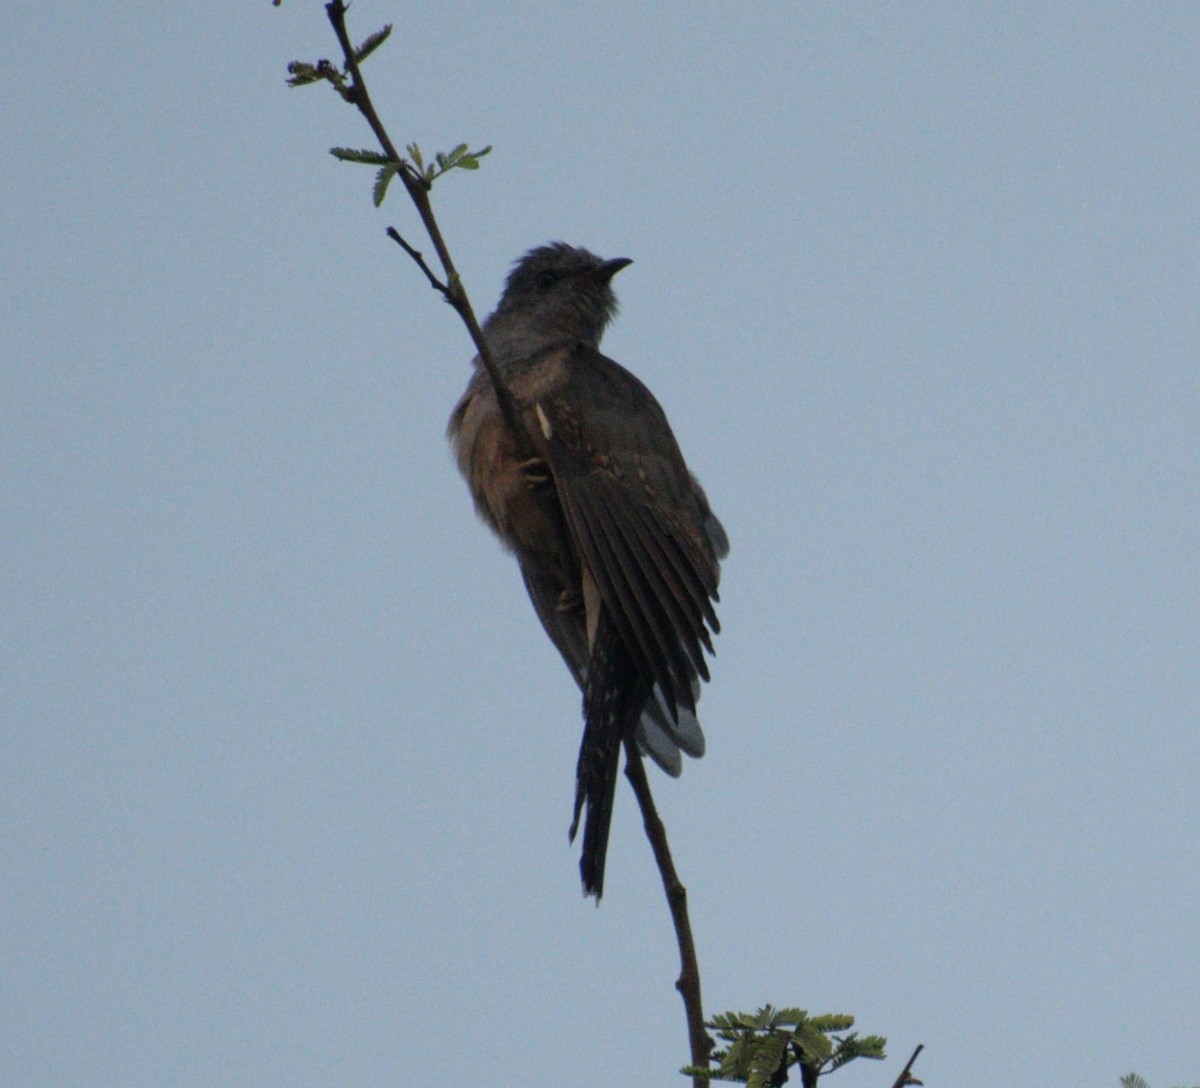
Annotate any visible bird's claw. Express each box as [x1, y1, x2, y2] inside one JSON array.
[[556, 588, 582, 614], [519, 456, 552, 488]]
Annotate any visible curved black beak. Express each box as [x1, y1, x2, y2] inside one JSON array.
[[596, 256, 633, 282]]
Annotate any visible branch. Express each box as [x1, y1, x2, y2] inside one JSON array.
[[888, 1043, 924, 1088], [294, 10, 717, 1082], [623, 738, 713, 1085], [321, 0, 534, 462], [386, 228, 449, 295]]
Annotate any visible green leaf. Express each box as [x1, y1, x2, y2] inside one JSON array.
[[792, 1022, 833, 1062], [826, 1032, 886, 1071], [405, 143, 424, 172], [852, 1035, 887, 1060], [285, 61, 323, 87], [373, 163, 398, 207], [330, 147, 391, 165], [809, 1014, 855, 1033], [738, 1007, 772, 1029], [774, 1007, 808, 1028], [718, 1034, 749, 1079], [708, 1013, 739, 1032], [354, 24, 392, 63], [747, 1033, 789, 1088]]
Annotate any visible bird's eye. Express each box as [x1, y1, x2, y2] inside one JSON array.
[[535, 270, 557, 290]]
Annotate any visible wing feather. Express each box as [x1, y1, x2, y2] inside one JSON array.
[[586, 485, 697, 711], [530, 343, 724, 732]]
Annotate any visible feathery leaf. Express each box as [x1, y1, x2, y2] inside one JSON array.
[[373, 163, 398, 207], [354, 24, 392, 64], [330, 147, 392, 165]]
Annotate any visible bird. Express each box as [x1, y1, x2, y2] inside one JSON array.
[[448, 243, 728, 899]]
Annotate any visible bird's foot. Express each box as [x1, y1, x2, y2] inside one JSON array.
[[556, 588, 582, 615], [518, 456, 552, 489]]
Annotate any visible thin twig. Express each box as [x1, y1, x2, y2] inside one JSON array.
[[386, 228, 448, 295], [310, 7, 711, 1080], [888, 1043, 924, 1088], [623, 738, 713, 1085], [323, 0, 533, 461]]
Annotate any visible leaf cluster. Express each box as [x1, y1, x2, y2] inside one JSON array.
[[406, 141, 492, 182], [326, 143, 489, 206], [683, 1006, 885, 1088], [1121, 1075, 1200, 1088], [286, 23, 393, 94], [287, 20, 490, 207]]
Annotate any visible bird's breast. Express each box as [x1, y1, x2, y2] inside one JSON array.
[[449, 379, 571, 567]]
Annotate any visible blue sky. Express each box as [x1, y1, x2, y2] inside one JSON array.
[[4, 4, 1197, 1086]]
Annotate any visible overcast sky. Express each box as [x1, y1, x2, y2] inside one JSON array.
[[4, 4, 1198, 1087]]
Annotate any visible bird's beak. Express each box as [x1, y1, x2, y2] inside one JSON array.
[[596, 256, 633, 282]]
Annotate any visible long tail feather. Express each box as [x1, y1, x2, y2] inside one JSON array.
[[570, 608, 651, 899]]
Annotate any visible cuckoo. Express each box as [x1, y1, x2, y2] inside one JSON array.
[[448, 243, 728, 899]]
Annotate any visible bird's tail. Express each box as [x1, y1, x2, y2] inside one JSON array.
[[570, 609, 651, 899]]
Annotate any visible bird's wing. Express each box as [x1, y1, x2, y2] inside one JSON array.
[[521, 343, 723, 722], [517, 554, 589, 683]]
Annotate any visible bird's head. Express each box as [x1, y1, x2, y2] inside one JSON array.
[[490, 243, 633, 347]]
